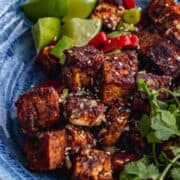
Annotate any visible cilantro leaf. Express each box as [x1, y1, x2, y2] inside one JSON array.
[[158, 152, 169, 165], [137, 79, 149, 93], [151, 111, 180, 141], [139, 114, 151, 137], [120, 157, 160, 180], [171, 167, 180, 180], [170, 146, 180, 156], [147, 131, 162, 143]]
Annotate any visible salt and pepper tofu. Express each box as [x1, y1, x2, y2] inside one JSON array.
[[74, 149, 113, 180], [147, 0, 178, 23], [147, 0, 180, 47], [23, 130, 66, 171], [65, 124, 96, 155], [99, 51, 138, 106], [64, 95, 105, 127], [98, 107, 129, 146], [132, 72, 172, 112], [16, 87, 60, 134], [118, 132, 146, 155], [61, 46, 104, 91], [36, 45, 60, 76], [112, 153, 139, 173], [91, 0, 125, 30], [138, 30, 180, 78]]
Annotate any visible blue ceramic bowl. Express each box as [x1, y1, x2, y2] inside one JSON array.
[[0, 0, 179, 179]]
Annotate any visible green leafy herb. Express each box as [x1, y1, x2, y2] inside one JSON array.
[[120, 79, 180, 180], [120, 157, 160, 180], [170, 146, 180, 156], [151, 110, 180, 141], [139, 114, 151, 137], [159, 154, 180, 180], [171, 167, 180, 180], [137, 79, 180, 143]]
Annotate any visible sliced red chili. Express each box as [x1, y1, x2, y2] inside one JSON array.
[[129, 34, 139, 48], [88, 32, 108, 49], [123, 0, 136, 9], [102, 34, 132, 53]]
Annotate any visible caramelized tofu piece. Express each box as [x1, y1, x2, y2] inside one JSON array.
[[16, 87, 60, 134], [36, 45, 60, 76], [118, 132, 146, 155], [91, 0, 125, 30], [37, 79, 67, 96], [74, 149, 113, 180], [112, 153, 139, 173], [62, 46, 104, 91], [66, 124, 96, 155], [146, 0, 180, 48], [23, 130, 66, 171], [138, 31, 180, 78], [132, 72, 172, 112], [147, 0, 178, 22], [98, 108, 129, 146], [65, 96, 105, 127], [100, 51, 138, 106]]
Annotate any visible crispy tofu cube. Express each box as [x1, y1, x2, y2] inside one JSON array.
[[91, 0, 125, 30], [36, 45, 60, 76], [23, 130, 66, 171], [74, 149, 113, 180], [147, 0, 177, 22], [147, 0, 180, 47], [16, 87, 60, 134], [66, 124, 96, 155], [132, 72, 172, 112], [138, 31, 180, 78], [118, 132, 146, 155], [100, 51, 138, 106], [65, 96, 105, 127], [98, 108, 129, 146], [62, 46, 104, 91]]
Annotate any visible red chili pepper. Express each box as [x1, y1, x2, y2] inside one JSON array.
[[123, 0, 136, 9], [130, 34, 139, 48], [88, 32, 108, 49], [102, 34, 132, 53]]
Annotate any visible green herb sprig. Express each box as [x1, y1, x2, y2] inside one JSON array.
[[120, 79, 180, 180]]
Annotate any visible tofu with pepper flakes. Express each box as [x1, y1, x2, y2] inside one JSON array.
[[100, 51, 138, 106], [16, 87, 60, 134], [23, 130, 66, 171], [91, 0, 125, 31], [61, 46, 104, 91], [98, 107, 129, 146], [36, 45, 60, 76], [147, 0, 178, 23], [65, 124, 96, 156], [118, 132, 146, 155], [147, 0, 180, 47], [138, 31, 180, 78], [64, 95, 105, 127], [132, 72, 172, 112], [73, 149, 113, 180]]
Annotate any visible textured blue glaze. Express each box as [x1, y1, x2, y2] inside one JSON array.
[[0, 0, 179, 179]]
